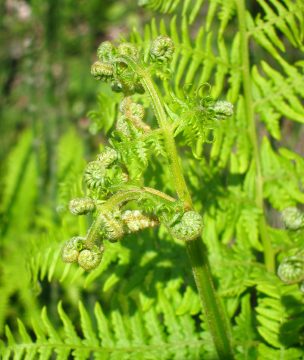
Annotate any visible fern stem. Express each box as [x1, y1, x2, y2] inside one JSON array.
[[186, 239, 234, 360], [115, 56, 234, 358], [236, 0, 275, 272], [115, 57, 192, 209]]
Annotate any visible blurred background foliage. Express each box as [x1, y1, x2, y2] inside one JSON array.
[[0, 0, 147, 335]]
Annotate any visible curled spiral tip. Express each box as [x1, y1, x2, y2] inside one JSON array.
[[97, 41, 116, 61], [78, 246, 103, 271], [96, 147, 118, 167], [281, 207, 304, 230], [278, 255, 304, 284], [122, 210, 159, 233], [117, 43, 139, 60], [150, 35, 175, 63], [100, 212, 125, 241], [213, 100, 234, 119], [84, 161, 106, 189], [91, 61, 113, 81], [168, 211, 203, 241], [61, 237, 86, 263], [69, 197, 96, 215]]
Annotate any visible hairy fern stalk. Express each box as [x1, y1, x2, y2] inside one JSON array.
[[1, 0, 304, 359]]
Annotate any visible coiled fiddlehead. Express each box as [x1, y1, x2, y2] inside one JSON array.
[[61, 237, 103, 271], [69, 198, 96, 215], [83, 146, 127, 192], [99, 211, 125, 242], [77, 245, 104, 271], [96, 146, 118, 166], [122, 210, 158, 232], [212, 100, 234, 120], [93, 40, 145, 95], [120, 97, 145, 120], [150, 35, 175, 63], [166, 211, 203, 241], [64, 37, 205, 269], [61, 237, 86, 263], [281, 207, 304, 230], [97, 41, 116, 62], [84, 161, 107, 189], [117, 43, 139, 60], [278, 253, 304, 284], [91, 62, 114, 82]]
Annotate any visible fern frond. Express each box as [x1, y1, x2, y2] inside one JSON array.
[[0, 130, 34, 227], [87, 84, 121, 135], [1, 299, 212, 360], [244, 269, 304, 349], [257, 343, 303, 360], [247, 0, 304, 50], [138, 0, 204, 24]]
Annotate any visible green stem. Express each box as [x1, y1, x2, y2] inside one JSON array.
[[236, 0, 275, 272], [186, 239, 233, 360], [115, 56, 234, 358], [116, 57, 192, 209]]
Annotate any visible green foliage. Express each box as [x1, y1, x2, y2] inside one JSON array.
[[0, 295, 212, 359], [1, 0, 304, 359]]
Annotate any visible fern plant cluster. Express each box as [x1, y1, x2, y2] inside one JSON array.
[[1, 0, 304, 359], [60, 35, 231, 274]]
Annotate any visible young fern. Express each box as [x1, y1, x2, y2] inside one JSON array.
[[2, 1, 304, 359], [58, 33, 234, 358]]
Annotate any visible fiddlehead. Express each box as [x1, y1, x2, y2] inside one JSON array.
[[97, 41, 116, 62], [83, 146, 128, 193], [91, 62, 114, 82], [150, 35, 175, 63], [96, 146, 118, 166], [61, 236, 86, 263], [278, 252, 304, 284], [122, 210, 158, 232], [84, 161, 107, 190], [57, 32, 235, 360], [281, 207, 304, 230], [77, 245, 104, 271], [69, 197, 96, 215], [61, 237, 104, 271], [99, 211, 125, 242], [212, 100, 234, 120], [117, 43, 139, 60], [164, 211, 203, 241], [277, 208, 304, 288]]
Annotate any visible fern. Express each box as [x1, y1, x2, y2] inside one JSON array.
[[2, 0, 304, 359], [0, 299, 213, 360]]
